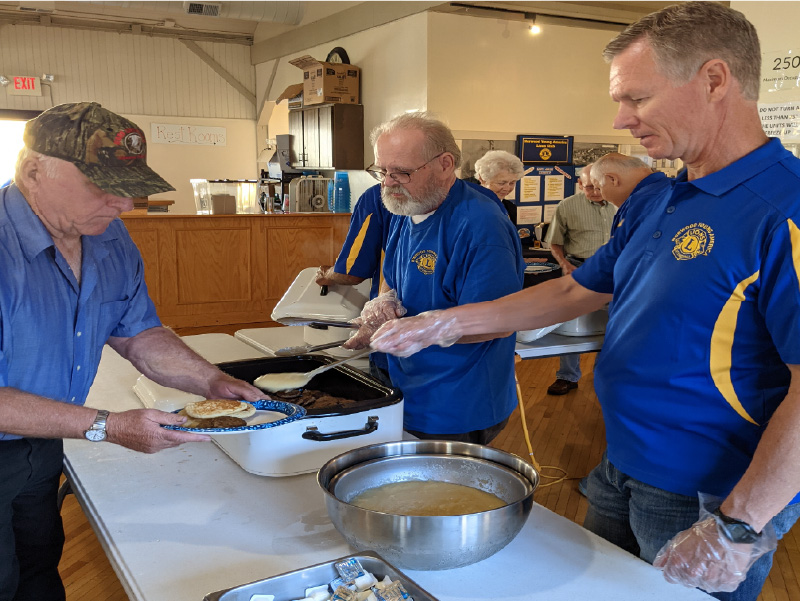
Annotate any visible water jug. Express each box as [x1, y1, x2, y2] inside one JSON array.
[[333, 171, 351, 213]]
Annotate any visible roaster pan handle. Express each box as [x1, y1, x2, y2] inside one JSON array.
[[302, 416, 379, 441]]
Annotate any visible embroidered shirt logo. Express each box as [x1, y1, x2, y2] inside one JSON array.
[[672, 223, 715, 260], [411, 250, 437, 275]]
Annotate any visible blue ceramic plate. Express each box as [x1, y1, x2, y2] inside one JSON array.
[[163, 399, 306, 434]]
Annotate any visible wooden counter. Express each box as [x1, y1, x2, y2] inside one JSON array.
[[121, 213, 351, 332]]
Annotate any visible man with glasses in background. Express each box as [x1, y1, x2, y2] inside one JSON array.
[[343, 111, 524, 443]]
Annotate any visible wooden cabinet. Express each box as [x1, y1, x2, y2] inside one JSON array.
[[121, 213, 351, 332], [288, 103, 364, 170]]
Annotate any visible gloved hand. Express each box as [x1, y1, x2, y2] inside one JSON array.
[[369, 310, 463, 358], [653, 493, 777, 593], [343, 290, 407, 350]]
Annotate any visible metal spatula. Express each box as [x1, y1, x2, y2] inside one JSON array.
[[254, 347, 373, 392], [274, 339, 351, 357]]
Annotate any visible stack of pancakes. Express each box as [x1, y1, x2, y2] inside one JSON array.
[[178, 399, 256, 429]]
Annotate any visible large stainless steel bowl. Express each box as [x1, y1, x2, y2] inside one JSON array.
[[318, 440, 539, 571]]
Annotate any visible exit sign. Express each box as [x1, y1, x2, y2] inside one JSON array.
[[8, 75, 41, 96]]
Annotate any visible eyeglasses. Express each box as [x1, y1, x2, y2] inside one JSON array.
[[488, 179, 518, 188], [366, 152, 445, 184]]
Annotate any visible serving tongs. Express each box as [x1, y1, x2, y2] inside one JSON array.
[[274, 339, 352, 357]]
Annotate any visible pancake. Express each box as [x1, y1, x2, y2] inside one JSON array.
[[176, 409, 248, 430], [229, 403, 256, 419], [184, 399, 248, 419]]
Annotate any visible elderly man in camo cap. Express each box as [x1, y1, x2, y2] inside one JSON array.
[[0, 102, 263, 600]]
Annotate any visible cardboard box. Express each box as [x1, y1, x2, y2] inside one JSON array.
[[211, 194, 236, 214], [276, 83, 304, 109], [289, 55, 360, 106]]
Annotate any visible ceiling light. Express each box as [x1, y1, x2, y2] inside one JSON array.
[[0, 75, 9, 86], [529, 15, 541, 35], [41, 74, 54, 82]]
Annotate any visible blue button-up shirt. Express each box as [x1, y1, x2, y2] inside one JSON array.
[[0, 184, 162, 440]]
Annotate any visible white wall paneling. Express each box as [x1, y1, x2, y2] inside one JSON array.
[[0, 24, 256, 118]]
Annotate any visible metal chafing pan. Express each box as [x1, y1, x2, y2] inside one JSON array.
[[202, 551, 439, 601]]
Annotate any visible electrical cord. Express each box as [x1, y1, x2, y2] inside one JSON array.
[[514, 359, 568, 488]]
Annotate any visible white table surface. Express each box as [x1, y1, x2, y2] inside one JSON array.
[[515, 333, 604, 359], [63, 333, 711, 601]]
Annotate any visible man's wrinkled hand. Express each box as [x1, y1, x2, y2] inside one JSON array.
[[315, 265, 334, 286], [105, 409, 211, 454]]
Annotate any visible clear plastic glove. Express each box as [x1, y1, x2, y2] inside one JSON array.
[[343, 290, 407, 350], [653, 493, 777, 593], [369, 310, 462, 358]]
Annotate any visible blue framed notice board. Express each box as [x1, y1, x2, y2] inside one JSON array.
[[505, 135, 577, 246], [517, 135, 573, 165]]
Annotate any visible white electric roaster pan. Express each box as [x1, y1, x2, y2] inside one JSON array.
[[271, 267, 372, 355], [133, 356, 404, 477]]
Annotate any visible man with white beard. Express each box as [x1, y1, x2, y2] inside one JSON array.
[[344, 111, 524, 443]]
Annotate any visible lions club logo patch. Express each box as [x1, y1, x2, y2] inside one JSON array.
[[411, 250, 437, 275], [672, 223, 715, 260]]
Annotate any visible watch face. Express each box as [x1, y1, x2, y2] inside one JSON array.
[[85, 428, 106, 442], [725, 523, 760, 544]]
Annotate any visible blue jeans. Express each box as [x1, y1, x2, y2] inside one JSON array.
[[556, 353, 581, 382], [583, 453, 799, 601]]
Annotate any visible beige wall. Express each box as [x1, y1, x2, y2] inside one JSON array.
[[127, 115, 258, 215], [733, 1, 800, 56], [426, 12, 624, 141]]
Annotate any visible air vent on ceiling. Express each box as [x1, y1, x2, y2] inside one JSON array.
[[18, 1, 55, 13], [183, 2, 221, 17]]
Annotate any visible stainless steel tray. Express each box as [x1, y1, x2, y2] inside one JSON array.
[[203, 551, 438, 600]]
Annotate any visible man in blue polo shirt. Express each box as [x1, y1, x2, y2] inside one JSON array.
[[368, 3, 799, 599], [345, 111, 524, 444], [590, 152, 671, 233]]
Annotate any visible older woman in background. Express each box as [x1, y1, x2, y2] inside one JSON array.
[[473, 150, 527, 240]]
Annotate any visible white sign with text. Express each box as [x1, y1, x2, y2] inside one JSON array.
[[759, 102, 800, 141], [150, 123, 227, 146]]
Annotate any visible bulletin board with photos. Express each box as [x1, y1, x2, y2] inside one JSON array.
[[512, 135, 576, 247]]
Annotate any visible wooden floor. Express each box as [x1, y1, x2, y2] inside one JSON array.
[[59, 353, 799, 601]]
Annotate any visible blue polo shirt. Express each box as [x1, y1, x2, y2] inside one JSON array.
[[333, 185, 394, 371], [383, 179, 524, 434], [574, 138, 800, 497], [610, 171, 671, 234], [333, 184, 392, 300], [0, 185, 162, 440]]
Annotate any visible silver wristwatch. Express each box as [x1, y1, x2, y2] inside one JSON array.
[[84, 410, 110, 442]]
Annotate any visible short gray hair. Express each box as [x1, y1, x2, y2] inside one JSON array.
[[591, 153, 650, 182], [473, 150, 524, 182], [603, 1, 761, 101], [370, 111, 462, 169], [14, 147, 61, 182]]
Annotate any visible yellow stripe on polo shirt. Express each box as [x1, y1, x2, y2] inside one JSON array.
[[710, 272, 760, 425], [345, 213, 373, 274], [789, 218, 800, 288]]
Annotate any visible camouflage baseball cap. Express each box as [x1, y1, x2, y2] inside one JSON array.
[[23, 102, 175, 197]]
